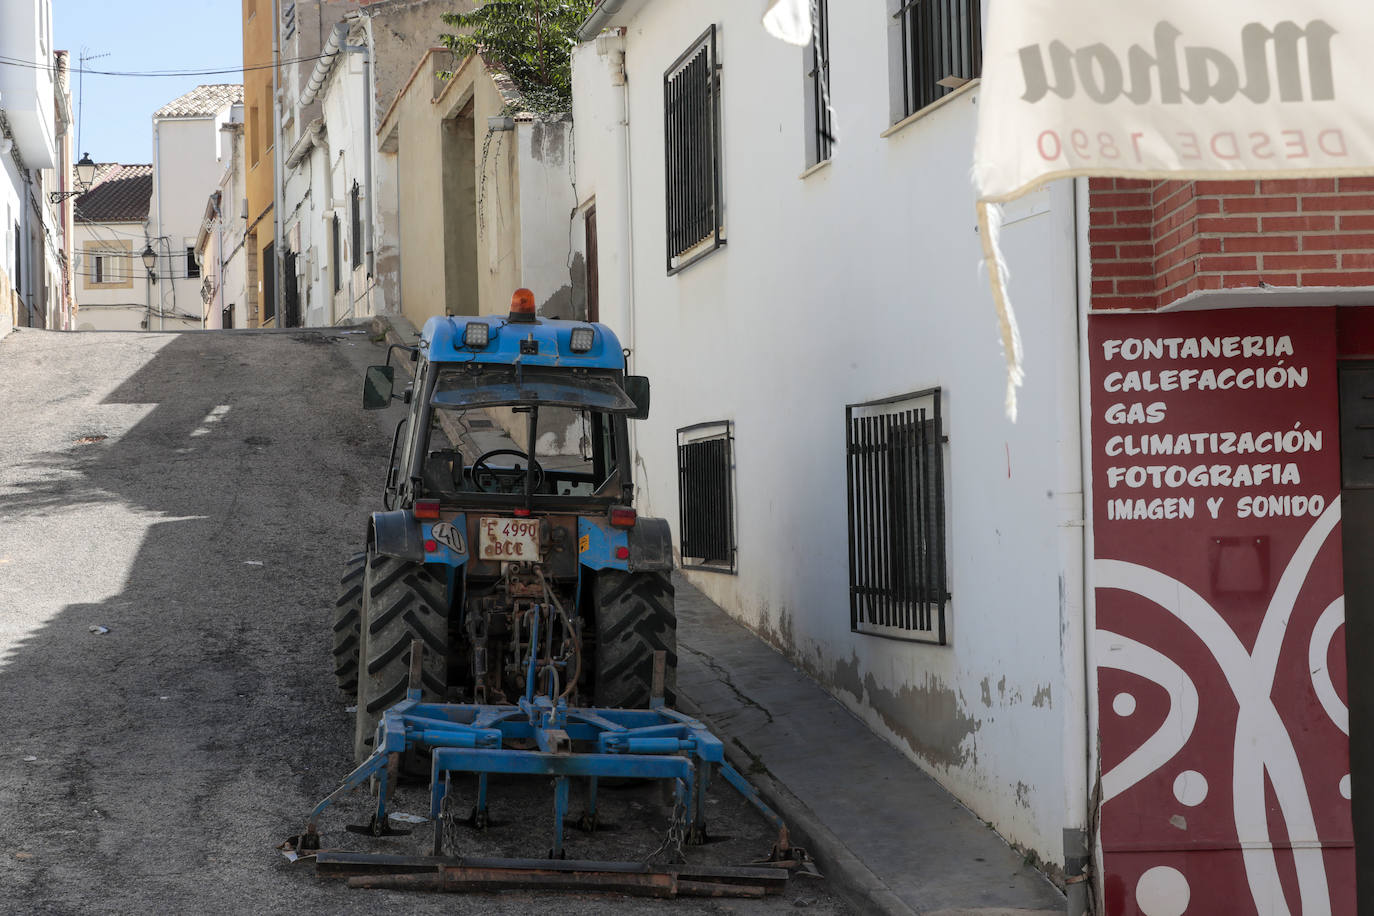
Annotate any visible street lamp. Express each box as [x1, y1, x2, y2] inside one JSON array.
[[141, 243, 157, 282], [49, 152, 98, 203]]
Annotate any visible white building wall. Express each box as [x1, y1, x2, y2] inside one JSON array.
[[0, 152, 21, 335], [320, 52, 375, 322], [151, 113, 230, 328], [516, 117, 581, 318], [0, 0, 55, 168], [71, 221, 160, 331], [573, 3, 1081, 867]]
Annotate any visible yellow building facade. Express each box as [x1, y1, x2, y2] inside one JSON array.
[[242, 0, 275, 327]]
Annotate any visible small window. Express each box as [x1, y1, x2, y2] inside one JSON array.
[[350, 182, 363, 270], [93, 254, 105, 284], [663, 26, 723, 274], [890, 0, 982, 122], [250, 106, 261, 166], [676, 420, 736, 573], [846, 388, 948, 643], [332, 212, 342, 292], [804, 0, 833, 166], [186, 247, 200, 279], [223, 303, 234, 329]]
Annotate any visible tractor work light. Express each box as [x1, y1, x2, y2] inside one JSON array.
[[509, 288, 537, 323], [569, 326, 595, 353], [464, 321, 490, 348]]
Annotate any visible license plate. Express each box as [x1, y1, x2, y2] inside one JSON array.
[[478, 517, 540, 562]]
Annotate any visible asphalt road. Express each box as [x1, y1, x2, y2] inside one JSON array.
[[0, 327, 846, 916]]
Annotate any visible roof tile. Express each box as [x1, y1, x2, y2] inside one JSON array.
[[73, 164, 154, 223], [153, 84, 244, 119]]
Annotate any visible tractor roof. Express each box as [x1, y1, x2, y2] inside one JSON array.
[[421, 314, 626, 371]]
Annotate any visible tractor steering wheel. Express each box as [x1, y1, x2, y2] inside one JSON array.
[[470, 448, 546, 493]]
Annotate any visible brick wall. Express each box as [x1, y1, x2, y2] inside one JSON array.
[[1090, 177, 1374, 311]]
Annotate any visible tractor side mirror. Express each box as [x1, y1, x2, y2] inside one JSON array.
[[363, 365, 395, 410], [625, 376, 650, 420]]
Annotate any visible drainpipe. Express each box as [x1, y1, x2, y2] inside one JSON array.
[[154, 120, 165, 330], [577, 0, 629, 41], [272, 0, 285, 328], [595, 30, 641, 492], [1070, 176, 1101, 915], [20, 169, 32, 326]]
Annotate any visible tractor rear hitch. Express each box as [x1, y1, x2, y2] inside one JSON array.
[[285, 640, 805, 893]]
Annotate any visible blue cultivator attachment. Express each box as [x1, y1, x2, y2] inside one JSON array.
[[283, 636, 809, 897]]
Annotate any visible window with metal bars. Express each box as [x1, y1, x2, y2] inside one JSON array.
[[663, 26, 723, 274], [331, 212, 341, 293], [677, 421, 736, 573], [846, 389, 948, 644], [805, 0, 833, 167], [350, 181, 363, 270], [890, 0, 983, 123]]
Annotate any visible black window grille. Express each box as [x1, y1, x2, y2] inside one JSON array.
[[677, 420, 736, 573], [846, 388, 948, 643], [262, 240, 276, 323], [331, 212, 341, 293], [222, 303, 234, 329], [186, 246, 200, 279], [350, 181, 363, 270], [807, 0, 833, 165], [892, 0, 982, 120], [663, 25, 723, 274]]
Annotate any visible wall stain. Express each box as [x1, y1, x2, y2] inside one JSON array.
[[980, 677, 993, 707], [997, 675, 1006, 700], [861, 671, 982, 770], [1014, 780, 1032, 810], [538, 251, 586, 320], [831, 653, 863, 703], [1032, 684, 1052, 708]]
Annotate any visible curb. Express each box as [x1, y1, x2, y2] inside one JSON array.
[[676, 693, 917, 916]]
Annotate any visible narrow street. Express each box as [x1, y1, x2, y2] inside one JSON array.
[[0, 327, 847, 915]]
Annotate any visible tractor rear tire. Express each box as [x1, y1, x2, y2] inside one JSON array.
[[332, 552, 366, 694], [354, 551, 449, 763], [593, 571, 676, 708]]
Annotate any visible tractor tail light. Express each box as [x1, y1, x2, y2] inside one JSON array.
[[609, 507, 637, 529], [414, 499, 441, 520]]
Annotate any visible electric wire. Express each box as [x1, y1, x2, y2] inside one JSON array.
[[0, 52, 332, 77]]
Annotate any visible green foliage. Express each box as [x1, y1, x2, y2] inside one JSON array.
[[440, 0, 596, 114]]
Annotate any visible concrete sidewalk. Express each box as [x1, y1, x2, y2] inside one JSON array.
[[673, 574, 1065, 916]]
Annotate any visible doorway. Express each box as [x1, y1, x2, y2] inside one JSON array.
[[440, 100, 478, 316], [1340, 361, 1374, 907]]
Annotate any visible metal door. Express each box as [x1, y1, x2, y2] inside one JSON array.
[[1340, 363, 1374, 907]]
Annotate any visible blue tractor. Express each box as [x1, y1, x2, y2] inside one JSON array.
[[338, 289, 676, 763], [288, 292, 799, 877]]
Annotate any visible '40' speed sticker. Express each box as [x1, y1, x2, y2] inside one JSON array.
[[431, 522, 466, 553]]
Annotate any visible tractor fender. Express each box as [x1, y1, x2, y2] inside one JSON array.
[[628, 517, 674, 572], [369, 510, 425, 563]]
